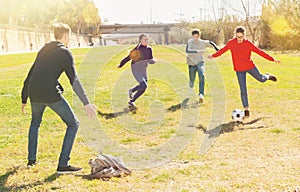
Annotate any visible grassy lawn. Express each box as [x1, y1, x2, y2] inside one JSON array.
[[0, 45, 299, 191]]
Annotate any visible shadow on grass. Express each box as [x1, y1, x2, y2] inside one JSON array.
[[197, 117, 268, 138], [75, 174, 95, 181], [98, 108, 130, 119], [0, 166, 61, 191], [0, 166, 20, 192], [97, 98, 197, 119], [166, 98, 190, 112], [166, 98, 199, 112], [14, 173, 60, 191]]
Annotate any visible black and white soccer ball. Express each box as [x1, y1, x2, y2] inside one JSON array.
[[231, 109, 244, 122]]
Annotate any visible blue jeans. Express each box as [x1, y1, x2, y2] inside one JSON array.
[[131, 79, 147, 102], [28, 98, 79, 167], [189, 62, 205, 95], [236, 67, 268, 108]]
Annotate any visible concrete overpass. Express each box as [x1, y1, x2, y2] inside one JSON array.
[[99, 23, 179, 45]]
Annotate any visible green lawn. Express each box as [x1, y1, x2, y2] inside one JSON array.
[[0, 45, 299, 191]]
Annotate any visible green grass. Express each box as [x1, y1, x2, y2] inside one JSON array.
[[270, 128, 286, 133], [0, 45, 300, 191]]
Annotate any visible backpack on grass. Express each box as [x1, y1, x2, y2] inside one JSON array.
[[88, 152, 131, 180]]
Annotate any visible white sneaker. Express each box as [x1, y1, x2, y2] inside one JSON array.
[[199, 94, 204, 103]]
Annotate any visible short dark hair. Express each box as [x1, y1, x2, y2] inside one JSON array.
[[235, 26, 245, 34], [192, 29, 200, 36], [53, 23, 71, 40]]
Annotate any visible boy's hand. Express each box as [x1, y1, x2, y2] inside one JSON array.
[[207, 55, 213, 59], [22, 103, 26, 114], [274, 60, 281, 64]]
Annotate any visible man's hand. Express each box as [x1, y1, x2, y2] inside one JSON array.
[[22, 103, 26, 114], [207, 55, 214, 59], [84, 104, 98, 119]]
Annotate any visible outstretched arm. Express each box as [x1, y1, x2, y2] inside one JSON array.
[[208, 42, 230, 59], [209, 41, 219, 51], [117, 55, 131, 68], [250, 42, 280, 63]]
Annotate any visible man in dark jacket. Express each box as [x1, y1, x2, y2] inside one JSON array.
[[21, 23, 97, 174]]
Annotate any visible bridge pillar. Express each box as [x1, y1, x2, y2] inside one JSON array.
[[164, 27, 170, 45], [158, 33, 162, 44], [99, 36, 103, 46]]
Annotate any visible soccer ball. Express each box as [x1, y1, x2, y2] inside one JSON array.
[[231, 109, 244, 122]]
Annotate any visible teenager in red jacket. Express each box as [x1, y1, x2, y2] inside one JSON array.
[[208, 26, 281, 117]]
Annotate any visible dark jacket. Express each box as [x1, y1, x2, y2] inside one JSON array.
[[21, 41, 89, 105]]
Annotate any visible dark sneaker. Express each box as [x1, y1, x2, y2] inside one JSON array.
[[56, 165, 82, 174], [27, 160, 37, 167], [128, 101, 137, 112], [266, 73, 277, 82], [128, 89, 133, 100], [244, 110, 250, 117]]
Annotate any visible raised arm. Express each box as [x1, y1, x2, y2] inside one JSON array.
[[118, 55, 131, 68]]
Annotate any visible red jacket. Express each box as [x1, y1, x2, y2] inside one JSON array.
[[212, 38, 275, 71]]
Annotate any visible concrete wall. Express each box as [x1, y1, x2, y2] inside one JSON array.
[[0, 27, 101, 53]]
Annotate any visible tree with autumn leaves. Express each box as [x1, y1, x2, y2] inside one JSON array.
[[260, 0, 300, 50], [0, 0, 101, 35]]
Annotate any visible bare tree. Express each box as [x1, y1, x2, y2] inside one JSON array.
[[239, 0, 264, 43]]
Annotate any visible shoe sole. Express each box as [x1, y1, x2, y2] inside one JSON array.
[[199, 98, 204, 103], [128, 106, 137, 112], [56, 169, 83, 175]]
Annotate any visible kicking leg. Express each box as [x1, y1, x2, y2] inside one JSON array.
[[248, 67, 276, 82]]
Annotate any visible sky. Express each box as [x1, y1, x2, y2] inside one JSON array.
[[94, 0, 263, 24]]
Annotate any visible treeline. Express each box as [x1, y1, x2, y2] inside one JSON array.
[[0, 0, 101, 35], [1, 0, 299, 50], [260, 0, 300, 50], [171, 0, 300, 51]]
